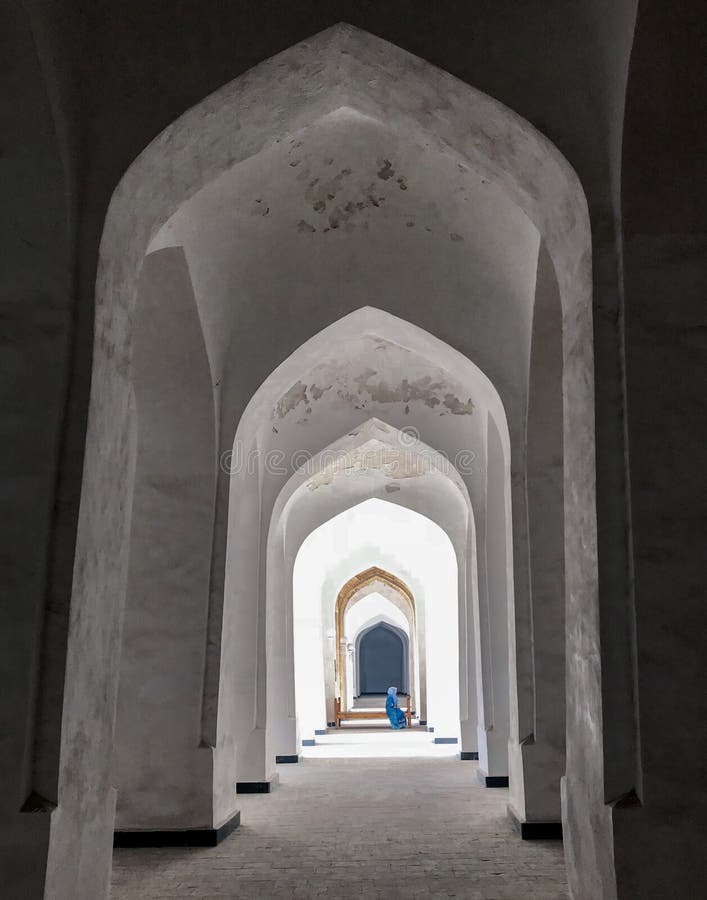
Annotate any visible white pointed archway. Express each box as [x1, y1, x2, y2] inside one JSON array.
[[291, 498, 461, 745], [71, 22, 597, 898], [267, 419, 475, 755]]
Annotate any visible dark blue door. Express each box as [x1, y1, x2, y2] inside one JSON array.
[[359, 624, 405, 694]]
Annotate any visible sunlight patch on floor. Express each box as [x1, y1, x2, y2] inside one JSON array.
[[300, 726, 460, 758]]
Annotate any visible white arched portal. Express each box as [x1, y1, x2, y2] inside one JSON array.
[[292, 499, 460, 745], [296, 582, 417, 736], [72, 22, 596, 897], [228, 318, 514, 787], [270, 420, 475, 760]]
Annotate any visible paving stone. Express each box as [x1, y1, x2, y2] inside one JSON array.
[[112, 757, 568, 899]]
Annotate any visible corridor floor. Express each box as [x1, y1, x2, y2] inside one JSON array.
[[111, 753, 569, 899]]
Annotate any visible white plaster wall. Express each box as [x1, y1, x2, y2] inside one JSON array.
[[114, 248, 216, 829], [478, 415, 511, 778], [508, 243, 566, 824]]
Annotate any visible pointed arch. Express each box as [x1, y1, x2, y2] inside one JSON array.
[[267, 421, 475, 753], [335, 566, 415, 705], [291, 497, 460, 742], [67, 22, 597, 890]]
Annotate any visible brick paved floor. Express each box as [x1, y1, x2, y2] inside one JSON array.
[[111, 755, 569, 899]]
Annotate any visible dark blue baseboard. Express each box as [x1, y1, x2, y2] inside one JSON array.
[[275, 754, 299, 764], [434, 737, 458, 744], [460, 751, 479, 760], [301, 739, 315, 746], [114, 811, 240, 847], [477, 770, 509, 788], [508, 808, 563, 840], [314, 729, 327, 735], [237, 781, 274, 794]]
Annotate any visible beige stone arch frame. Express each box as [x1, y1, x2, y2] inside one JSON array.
[[342, 577, 420, 714], [335, 566, 416, 708], [71, 20, 598, 896]]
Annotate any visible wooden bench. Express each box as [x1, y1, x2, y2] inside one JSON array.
[[334, 695, 412, 728]]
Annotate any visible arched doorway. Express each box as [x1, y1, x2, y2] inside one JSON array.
[[357, 622, 408, 696], [71, 21, 594, 897], [333, 564, 418, 717]]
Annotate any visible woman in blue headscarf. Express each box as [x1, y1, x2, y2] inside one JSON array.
[[386, 686, 407, 729]]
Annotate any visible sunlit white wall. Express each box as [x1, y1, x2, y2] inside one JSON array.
[[293, 499, 459, 744], [345, 592, 409, 640]]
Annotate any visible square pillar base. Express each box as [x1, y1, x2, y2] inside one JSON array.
[[114, 811, 240, 847]]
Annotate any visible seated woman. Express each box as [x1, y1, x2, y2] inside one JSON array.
[[385, 686, 407, 729]]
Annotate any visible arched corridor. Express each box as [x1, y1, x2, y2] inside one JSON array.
[[4, 7, 705, 900]]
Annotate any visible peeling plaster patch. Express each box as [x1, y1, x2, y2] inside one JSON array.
[[250, 200, 271, 217], [443, 393, 474, 415], [275, 381, 308, 418], [305, 442, 435, 491], [273, 341, 475, 422], [377, 158, 395, 180], [297, 219, 316, 233], [304, 166, 354, 211], [353, 371, 451, 408], [306, 470, 335, 491], [309, 384, 331, 401], [292, 139, 424, 234]]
